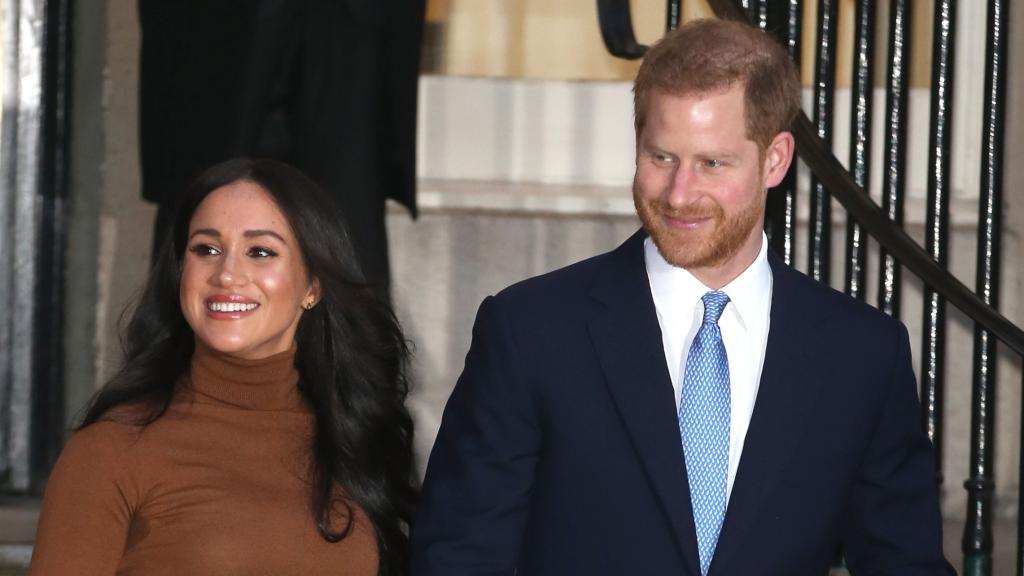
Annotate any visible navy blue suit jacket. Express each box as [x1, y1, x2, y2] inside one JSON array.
[[411, 230, 953, 575]]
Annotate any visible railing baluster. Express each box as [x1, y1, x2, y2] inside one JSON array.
[[922, 0, 954, 492], [964, 1, 1005, 573], [738, 0, 768, 28], [764, 0, 800, 265], [666, 0, 682, 32], [877, 0, 912, 318], [843, 0, 876, 300], [808, 0, 838, 283], [1019, 367, 1024, 575], [754, 0, 768, 29]]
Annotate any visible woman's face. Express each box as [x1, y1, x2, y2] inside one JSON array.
[[180, 180, 319, 359]]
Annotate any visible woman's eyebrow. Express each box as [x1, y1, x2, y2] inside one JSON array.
[[243, 229, 287, 244], [189, 228, 219, 239], [188, 228, 287, 245]]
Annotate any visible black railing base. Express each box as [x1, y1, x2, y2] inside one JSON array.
[[963, 554, 991, 576]]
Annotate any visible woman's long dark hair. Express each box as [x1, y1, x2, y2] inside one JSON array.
[[80, 158, 416, 575]]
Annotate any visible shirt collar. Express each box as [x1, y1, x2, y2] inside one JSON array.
[[645, 233, 772, 333]]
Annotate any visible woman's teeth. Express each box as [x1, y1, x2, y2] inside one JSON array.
[[207, 302, 258, 312]]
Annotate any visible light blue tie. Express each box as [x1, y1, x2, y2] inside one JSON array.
[[680, 291, 731, 576]]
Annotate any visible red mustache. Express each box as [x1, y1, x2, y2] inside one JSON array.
[[655, 204, 722, 221]]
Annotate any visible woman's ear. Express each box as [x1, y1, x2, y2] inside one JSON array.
[[303, 278, 322, 310]]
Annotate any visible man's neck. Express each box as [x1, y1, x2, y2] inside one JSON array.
[[686, 246, 761, 290]]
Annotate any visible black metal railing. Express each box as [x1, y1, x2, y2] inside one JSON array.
[[966, 0, 1006, 572], [764, 1, 800, 266], [922, 0, 955, 497], [808, 0, 837, 285], [596, 0, 1022, 574], [845, 0, 875, 302]]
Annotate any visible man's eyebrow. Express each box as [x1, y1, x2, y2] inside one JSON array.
[[698, 151, 742, 161], [639, 140, 668, 153]]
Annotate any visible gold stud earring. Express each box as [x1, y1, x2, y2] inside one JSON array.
[[303, 300, 315, 311]]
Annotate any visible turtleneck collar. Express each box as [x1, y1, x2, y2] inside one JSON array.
[[186, 339, 305, 411]]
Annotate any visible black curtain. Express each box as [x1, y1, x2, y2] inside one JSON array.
[[139, 0, 426, 290]]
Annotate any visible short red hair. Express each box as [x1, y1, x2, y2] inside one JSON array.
[[633, 19, 800, 150]]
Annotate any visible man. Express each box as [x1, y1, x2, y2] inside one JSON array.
[[411, 19, 953, 576]]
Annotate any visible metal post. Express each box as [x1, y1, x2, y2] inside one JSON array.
[[764, 0, 800, 265], [843, 0, 876, 300], [667, 0, 682, 31], [808, 0, 838, 284], [1018, 365, 1024, 576], [964, 0, 1004, 573], [877, 0, 912, 318], [921, 0, 955, 499]]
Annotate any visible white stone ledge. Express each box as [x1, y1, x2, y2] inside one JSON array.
[[410, 178, 635, 217], [417, 75, 987, 205], [395, 177, 994, 232]]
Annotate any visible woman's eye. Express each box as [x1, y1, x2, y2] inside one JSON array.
[[189, 244, 220, 257], [248, 246, 278, 258]]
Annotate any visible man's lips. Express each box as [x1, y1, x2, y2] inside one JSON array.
[[662, 213, 715, 230]]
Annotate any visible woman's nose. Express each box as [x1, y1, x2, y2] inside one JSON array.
[[214, 254, 248, 287]]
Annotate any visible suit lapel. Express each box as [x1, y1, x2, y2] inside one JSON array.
[[586, 231, 702, 576], [709, 255, 826, 575]]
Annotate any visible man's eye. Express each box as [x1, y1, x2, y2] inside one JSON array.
[[189, 244, 220, 257], [653, 153, 675, 164], [702, 159, 722, 168], [248, 246, 278, 258]]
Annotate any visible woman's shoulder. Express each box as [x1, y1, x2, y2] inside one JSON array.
[[59, 417, 146, 471], [63, 397, 176, 467], [39, 419, 149, 520]]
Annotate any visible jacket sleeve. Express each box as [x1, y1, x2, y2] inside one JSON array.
[[29, 423, 139, 576], [411, 296, 541, 576], [842, 322, 956, 575]]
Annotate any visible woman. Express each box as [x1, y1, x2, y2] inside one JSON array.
[[30, 158, 416, 575]]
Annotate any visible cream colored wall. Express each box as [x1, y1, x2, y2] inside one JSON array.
[[438, 0, 693, 80], [432, 0, 936, 87], [800, 0, 934, 89]]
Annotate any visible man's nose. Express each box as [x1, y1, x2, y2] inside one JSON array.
[[666, 166, 700, 208]]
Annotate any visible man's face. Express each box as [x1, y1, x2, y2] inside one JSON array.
[[633, 86, 792, 286]]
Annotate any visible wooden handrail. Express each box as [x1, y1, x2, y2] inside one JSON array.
[[596, 0, 647, 60]]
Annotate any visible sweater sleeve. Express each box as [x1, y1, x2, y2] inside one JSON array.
[[29, 422, 143, 576]]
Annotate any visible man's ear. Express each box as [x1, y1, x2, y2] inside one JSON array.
[[762, 131, 795, 189]]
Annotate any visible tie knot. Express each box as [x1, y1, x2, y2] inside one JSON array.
[[701, 291, 730, 325]]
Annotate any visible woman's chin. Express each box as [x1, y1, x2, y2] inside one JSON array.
[[195, 333, 250, 356]]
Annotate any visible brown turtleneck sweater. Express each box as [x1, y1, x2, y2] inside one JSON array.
[[29, 343, 378, 576]]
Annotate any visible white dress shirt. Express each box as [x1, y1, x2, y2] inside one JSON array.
[[644, 233, 773, 502]]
